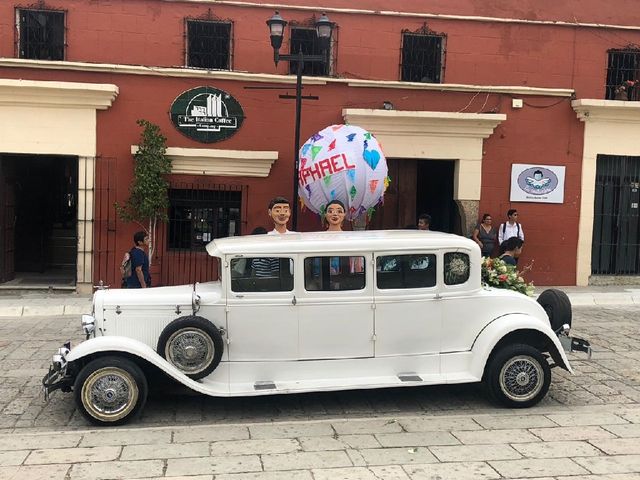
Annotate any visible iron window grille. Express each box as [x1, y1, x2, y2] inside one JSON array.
[[592, 155, 640, 275], [186, 19, 232, 70], [168, 188, 241, 250], [289, 27, 331, 76], [606, 47, 640, 101], [400, 28, 445, 83], [16, 8, 65, 61]]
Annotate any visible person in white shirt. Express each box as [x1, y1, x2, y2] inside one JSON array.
[[249, 197, 295, 278], [498, 209, 524, 245], [266, 196, 296, 235]]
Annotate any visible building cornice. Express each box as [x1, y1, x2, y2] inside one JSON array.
[[0, 58, 574, 98], [0, 78, 118, 109], [132, 146, 278, 177], [342, 109, 507, 139], [0, 58, 327, 86], [343, 79, 574, 97], [572, 99, 640, 124], [163, 0, 640, 32]]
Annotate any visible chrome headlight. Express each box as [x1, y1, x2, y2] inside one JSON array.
[[51, 353, 65, 371], [81, 314, 96, 336]]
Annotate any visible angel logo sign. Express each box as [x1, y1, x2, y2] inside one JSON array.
[[510, 164, 565, 204], [170, 86, 245, 143]]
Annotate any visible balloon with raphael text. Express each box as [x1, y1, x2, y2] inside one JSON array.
[[298, 124, 389, 221]]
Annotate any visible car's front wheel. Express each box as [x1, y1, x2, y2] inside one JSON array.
[[484, 344, 551, 408], [74, 356, 148, 426]]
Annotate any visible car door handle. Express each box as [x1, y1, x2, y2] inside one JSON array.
[[292, 295, 297, 305]]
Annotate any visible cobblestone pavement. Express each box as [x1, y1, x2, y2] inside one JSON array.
[[0, 306, 639, 479]]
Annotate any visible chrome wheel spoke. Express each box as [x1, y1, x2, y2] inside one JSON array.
[[167, 329, 214, 374], [499, 355, 544, 402], [82, 367, 139, 421]]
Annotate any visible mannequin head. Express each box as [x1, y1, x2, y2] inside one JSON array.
[[268, 196, 291, 233], [325, 200, 346, 231]]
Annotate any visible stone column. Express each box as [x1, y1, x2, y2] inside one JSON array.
[[456, 199, 480, 237], [454, 158, 482, 236]]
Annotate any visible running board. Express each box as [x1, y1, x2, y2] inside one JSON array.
[[398, 373, 423, 382], [254, 381, 276, 391]]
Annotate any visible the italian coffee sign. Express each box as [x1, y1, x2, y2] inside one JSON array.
[[510, 163, 566, 203], [170, 86, 244, 143]]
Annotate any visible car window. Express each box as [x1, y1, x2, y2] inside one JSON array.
[[304, 256, 366, 291], [230, 257, 293, 292], [444, 252, 470, 285], [376, 254, 436, 289]]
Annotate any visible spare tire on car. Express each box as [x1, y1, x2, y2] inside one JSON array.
[[537, 288, 572, 332], [157, 315, 224, 380]]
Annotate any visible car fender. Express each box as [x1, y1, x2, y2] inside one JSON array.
[[470, 313, 573, 379], [66, 336, 212, 395]]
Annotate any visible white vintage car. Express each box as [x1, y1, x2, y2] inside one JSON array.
[[43, 230, 590, 425]]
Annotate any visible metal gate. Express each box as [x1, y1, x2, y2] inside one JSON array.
[[93, 157, 248, 287], [592, 155, 640, 275]]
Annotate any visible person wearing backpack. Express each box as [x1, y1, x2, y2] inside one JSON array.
[[498, 209, 524, 259], [120, 251, 131, 288], [125, 231, 151, 288]]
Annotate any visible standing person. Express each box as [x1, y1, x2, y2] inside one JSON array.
[[499, 237, 524, 266], [472, 213, 498, 257], [267, 196, 295, 235], [498, 209, 524, 247], [417, 213, 431, 231], [126, 231, 151, 289], [324, 200, 346, 232]]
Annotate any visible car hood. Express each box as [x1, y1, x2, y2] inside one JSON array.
[[94, 282, 223, 310]]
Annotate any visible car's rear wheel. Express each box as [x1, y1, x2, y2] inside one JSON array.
[[74, 356, 148, 426], [157, 315, 224, 380], [485, 344, 551, 408], [537, 288, 572, 332]]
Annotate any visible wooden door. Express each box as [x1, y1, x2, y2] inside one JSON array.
[[0, 160, 16, 283], [368, 159, 417, 230]]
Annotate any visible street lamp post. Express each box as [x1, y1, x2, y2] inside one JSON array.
[[266, 11, 334, 230]]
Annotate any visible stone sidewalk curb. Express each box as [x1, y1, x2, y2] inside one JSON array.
[[0, 287, 638, 317], [0, 297, 92, 317]]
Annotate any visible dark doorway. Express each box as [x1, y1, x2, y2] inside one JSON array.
[[416, 159, 459, 234], [592, 155, 640, 275], [368, 158, 459, 233], [0, 154, 77, 286]]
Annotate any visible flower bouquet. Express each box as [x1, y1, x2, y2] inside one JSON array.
[[481, 257, 535, 296]]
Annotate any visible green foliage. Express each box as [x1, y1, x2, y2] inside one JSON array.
[[116, 120, 171, 260]]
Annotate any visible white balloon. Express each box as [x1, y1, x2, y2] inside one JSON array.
[[298, 124, 388, 221]]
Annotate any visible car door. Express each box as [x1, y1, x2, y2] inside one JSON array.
[[296, 253, 374, 359], [373, 252, 442, 362], [226, 255, 298, 361], [438, 250, 484, 352]]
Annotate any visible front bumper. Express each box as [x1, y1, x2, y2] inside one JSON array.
[[559, 333, 592, 359], [42, 365, 74, 401], [42, 342, 74, 401]]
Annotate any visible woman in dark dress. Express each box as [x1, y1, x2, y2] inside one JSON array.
[[472, 213, 497, 257]]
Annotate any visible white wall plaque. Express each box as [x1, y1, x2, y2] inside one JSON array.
[[510, 163, 565, 203]]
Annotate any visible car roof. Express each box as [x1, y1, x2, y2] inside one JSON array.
[[206, 230, 477, 256]]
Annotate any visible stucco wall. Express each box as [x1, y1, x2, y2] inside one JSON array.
[[1, 1, 639, 286]]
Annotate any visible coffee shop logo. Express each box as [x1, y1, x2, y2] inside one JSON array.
[[170, 86, 244, 143], [517, 166, 558, 196]]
